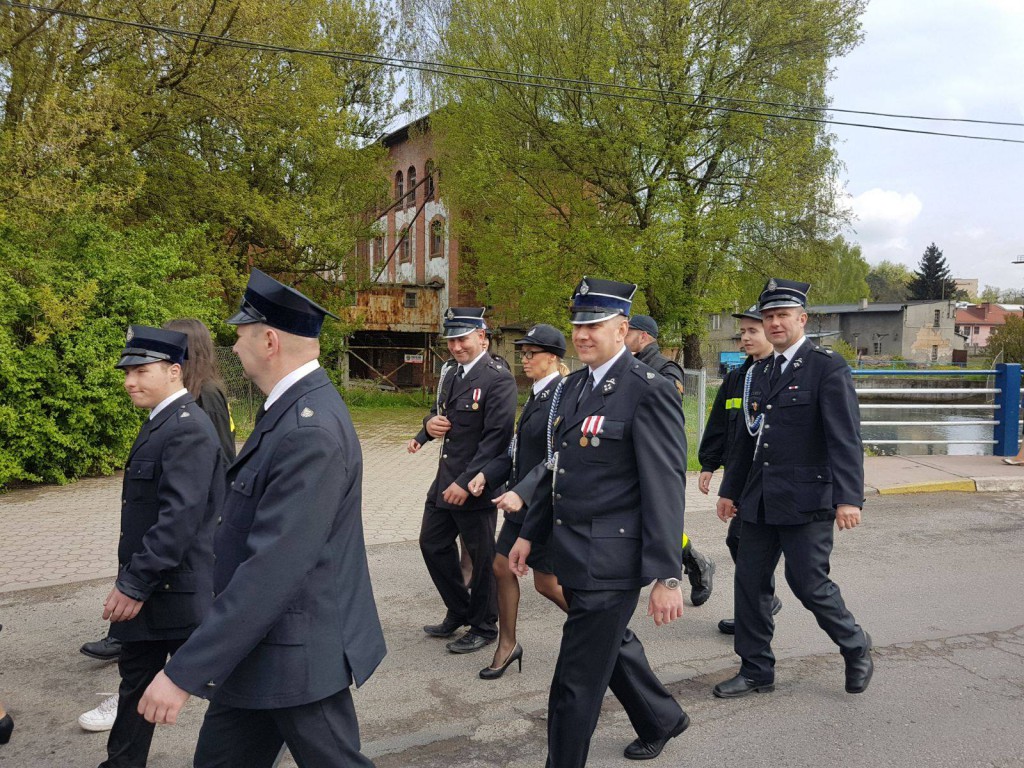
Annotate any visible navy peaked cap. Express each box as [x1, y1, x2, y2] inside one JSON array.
[[227, 268, 339, 338], [514, 324, 566, 357], [732, 304, 763, 321], [116, 325, 188, 369], [570, 276, 637, 325], [628, 314, 659, 338], [442, 306, 487, 339], [757, 278, 810, 311]]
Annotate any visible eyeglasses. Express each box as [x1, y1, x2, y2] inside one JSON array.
[[518, 350, 548, 360]]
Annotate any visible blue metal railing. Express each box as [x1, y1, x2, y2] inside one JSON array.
[[852, 363, 1022, 455]]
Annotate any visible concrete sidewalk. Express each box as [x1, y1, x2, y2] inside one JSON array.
[[863, 453, 1024, 494]]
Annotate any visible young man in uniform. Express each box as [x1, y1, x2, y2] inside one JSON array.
[[508, 277, 689, 766], [713, 278, 873, 698], [408, 308, 518, 654], [138, 269, 386, 767], [696, 306, 781, 635], [625, 314, 715, 606], [99, 325, 224, 768]]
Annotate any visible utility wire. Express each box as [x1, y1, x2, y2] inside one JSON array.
[[4, 0, 1024, 145]]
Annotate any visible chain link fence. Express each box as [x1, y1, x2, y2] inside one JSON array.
[[216, 347, 263, 437]]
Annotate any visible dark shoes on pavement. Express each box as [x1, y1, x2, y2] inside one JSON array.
[[479, 643, 523, 679], [713, 674, 776, 698], [681, 542, 715, 606], [423, 616, 466, 638], [446, 632, 495, 654], [79, 635, 123, 662], [718, 596, 783, 635], [0, 713, 13, 745], [845, 633, 874, 694], [623, 712, 690, 760]]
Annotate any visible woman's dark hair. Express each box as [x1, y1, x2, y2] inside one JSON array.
[[162, 318, 225, 397]]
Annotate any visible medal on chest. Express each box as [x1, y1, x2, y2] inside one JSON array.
[[472, 388, 481, 410], [580, 415, 604, 447]]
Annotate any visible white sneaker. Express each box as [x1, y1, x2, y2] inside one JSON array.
[[78, 694, 119, 732]]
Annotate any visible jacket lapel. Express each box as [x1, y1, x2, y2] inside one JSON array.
[[768, 338, 812, 398], [563, 349, 631, 432], [128, 392, 192, 462]]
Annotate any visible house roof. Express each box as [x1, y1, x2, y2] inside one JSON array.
[[806, 303, 906, 314], [956, 303, 1024, 325]]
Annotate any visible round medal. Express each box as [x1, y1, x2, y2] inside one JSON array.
[[579, 436, 589, 447], [590, 436, 600, 447], [472, 402, 479, 410]]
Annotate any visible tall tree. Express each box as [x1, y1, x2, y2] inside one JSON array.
[[908, 243, 959, 301], [866, 260, 912, 303], [988, 315, 1024, 364], [806, 237, 871, 304], [418, 0, 865, 366]]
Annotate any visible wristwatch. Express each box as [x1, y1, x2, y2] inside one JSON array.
[[658, 577, 681, 590]]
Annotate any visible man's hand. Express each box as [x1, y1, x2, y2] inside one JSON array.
[[468, 472, 487, 497], [103, 586, 144, 623], [138, 670, 190, 724], [698, 471, 713, 495], [407, 439, 421, 454], [442, 482, 469, 506], [716, 497, 737, 522], [508, 537, 532, 577], [492, 491, 523, 513], [425, 415, 452, 439], [836, 504, 862, 530], [648, 581, 684, 627]]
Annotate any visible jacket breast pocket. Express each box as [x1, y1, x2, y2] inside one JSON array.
[[589, 516, 641, 581], [451, 397, 484, 423], [225, 467, 259, 530], [146, 570, 200, 630], [579, 420, 625, 465], [778, 390, 812, 407], [125, 460, 157, 502]]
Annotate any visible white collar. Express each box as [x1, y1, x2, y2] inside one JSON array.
[[263, 360, 320, 411], [459, 350, 489, 377], [589, 345, 628, 388], [532, 371, 560, 395], [775, 336, 806, 369], [150, 388, 188, 420]]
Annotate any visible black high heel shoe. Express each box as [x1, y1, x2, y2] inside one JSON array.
[[479, 643, 523, 680]]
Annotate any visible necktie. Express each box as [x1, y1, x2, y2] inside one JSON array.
[[769, 355, 783, 388], [255, 405, 267, 424], [455, 365, 465, 380], [577, 372, 596, 405]]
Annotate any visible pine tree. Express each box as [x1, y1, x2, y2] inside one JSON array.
[[908, 243, 959, 300]]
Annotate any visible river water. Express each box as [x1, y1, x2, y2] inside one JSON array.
[[858, 405, 1000, 457]]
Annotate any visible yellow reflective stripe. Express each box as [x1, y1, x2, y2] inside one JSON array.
[[725, 398, 742, 409]]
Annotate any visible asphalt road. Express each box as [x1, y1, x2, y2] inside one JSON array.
[[1, 491, 1023, 767]]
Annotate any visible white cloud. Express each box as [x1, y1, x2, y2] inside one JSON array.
[[850, 188, 922, 233]]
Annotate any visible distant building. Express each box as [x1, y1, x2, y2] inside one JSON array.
[[956, 303, 1024, 350], [954, 278, 979, 300]]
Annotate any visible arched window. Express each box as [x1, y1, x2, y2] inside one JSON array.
[[430, 218, 444, 259], [406, 165, 416, 208], [395, 171, 404, 207], [425, 160, 435, 200], [399, 227, 411, 263], [373, 236, 384, 270]]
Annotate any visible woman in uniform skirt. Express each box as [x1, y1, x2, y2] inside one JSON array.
[[470, 324, 570, 679]]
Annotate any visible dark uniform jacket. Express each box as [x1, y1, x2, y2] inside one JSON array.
[[635, 342, 685, 397], [697, 356, 754, 474], [516, 349, 686, 590], [488, 374, 562, 525], [719, 338, 864, 525], [164, 368, 386, 709], [111, 392, 224, 643], [415, 355, 518, 512]]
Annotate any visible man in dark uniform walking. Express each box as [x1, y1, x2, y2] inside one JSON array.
[[713, 278, 873, 698], [99, 325, 225, 768], [696, 306, 781, 635], [408, 307, 518, 654], [508, 277, 689, 767], [139, 269, 386, 768], [625, 314, 715, 607]]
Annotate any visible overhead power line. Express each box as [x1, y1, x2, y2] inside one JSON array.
[[3, 0, 1024, 145]]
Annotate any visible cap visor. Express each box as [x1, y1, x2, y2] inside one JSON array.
[[570, 311, 621, 325], [442, 327, 476, 339], [115, 354, 164, 369], [226, 307, 264, 326], [758, 300, 804, 311]]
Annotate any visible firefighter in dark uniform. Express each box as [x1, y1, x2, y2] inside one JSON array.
[[100, 325, 225, 768], [139, 269, 386, 768], [408, 307, 518, 654], [713, 278, 873, 698], [625, 314, 715, 606], [696, 305, 781, 635], [508, 277, 689, 766]]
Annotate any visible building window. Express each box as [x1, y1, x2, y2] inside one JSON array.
[[931, 345, 938, 362], [373, 236, 384, 270], [954, 325, 961, 334], [407, 165, 416, 209], [404, 291, 417, 308], [974, 325, 980, 334], [933, 309, 940, 328], [425, 159, 435, 200], [709, 314, 721, 331], [430, 218, 444, 259], [873, 341, 882, 355], [395, 171, 404, 208], [399, 227, 411, 263]]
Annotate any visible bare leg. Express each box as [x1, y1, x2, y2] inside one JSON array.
[[533, 571, 568, 613], [489, 554, 521, 668]]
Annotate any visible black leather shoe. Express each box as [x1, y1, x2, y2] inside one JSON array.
[[446, 632, 495, 654], [479, 643, 523, 679], [423, 616, 466, 638], [845, 633, 874, 694], [80, 636, 123, 662], [771, 596, 783, 615], [682, 544, 715, 606], [623, 712, 690, 760], [718, 597, 780, 636], [0, 713, 13, 745], [713, 674, 775, 698]]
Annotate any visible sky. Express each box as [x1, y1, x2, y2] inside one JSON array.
[[829, 0, 1024, 295]]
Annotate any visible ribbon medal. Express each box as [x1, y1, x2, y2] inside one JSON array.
[[472, 388, 481, 410], [580, 415, 605, 447]]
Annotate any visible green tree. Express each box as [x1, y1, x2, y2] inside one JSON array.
[[908, 243, 959, 301], [988, 315, 1024, 365], [422, 0, 865, 366], [866, 260, 911, 303], [807, 237, 871, 304]]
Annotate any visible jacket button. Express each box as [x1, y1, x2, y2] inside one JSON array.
[[230, 481, 235, 488], [558, 468, 565, 475], [555, 518, 563, 525], [120, 532, 124, 538], [122, 499, 126, 505], [766, 404, 773, 410], [763, 443, 769, 448], [555, 493, 562, 500], [164, 584, 171, 590], [817, 475, 823, 479], [217, 516, 222, 524], [764, 424, 770, 429], [561, 442, 568, 448], [442, 454, 448, 459], [206, 681, 216, 688], [763, 461, 770, 466], [619, 528, 625, 534]]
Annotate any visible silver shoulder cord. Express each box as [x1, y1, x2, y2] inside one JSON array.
[[435, 361, 453, 458], [545, 377, 567, 494], [743, 361, 767, 450]]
